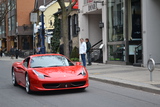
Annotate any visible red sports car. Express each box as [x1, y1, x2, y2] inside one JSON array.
[[11, 54, 89, 94]]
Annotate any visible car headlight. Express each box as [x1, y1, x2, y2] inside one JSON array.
[[78, 68, 86, 76], [32, 70, 45, 79]]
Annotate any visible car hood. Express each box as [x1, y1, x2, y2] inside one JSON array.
[[33, 66, 83, 78]]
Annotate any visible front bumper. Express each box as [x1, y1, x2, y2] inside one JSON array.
[[29, 76, 89, 91]]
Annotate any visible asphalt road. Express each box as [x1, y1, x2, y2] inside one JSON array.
[[0, 59, 160, 107]]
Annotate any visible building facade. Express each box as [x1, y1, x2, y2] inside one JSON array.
[[0, 0, 35, 52], [79, 0, 160, 67]]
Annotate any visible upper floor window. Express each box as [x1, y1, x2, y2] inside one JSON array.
[[2, 19, 5, 34], [108, 0, 124, 42], [8, 15, 16, 32], [8, 0, 16, 10], [68, 14, 79, 38]]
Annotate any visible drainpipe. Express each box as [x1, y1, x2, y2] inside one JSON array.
[[124, 0, 129, 64]]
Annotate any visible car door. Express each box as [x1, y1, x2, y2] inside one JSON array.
[[20, 57, 30, 86]]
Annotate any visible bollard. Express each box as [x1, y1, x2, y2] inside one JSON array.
[[147, 58, 155, 81]]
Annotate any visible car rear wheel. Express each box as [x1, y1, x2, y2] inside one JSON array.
[[12, 70, 18, 86], [25, 74, 32, 94]]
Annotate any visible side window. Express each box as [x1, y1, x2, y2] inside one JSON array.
[[23, 57, 30, 68]]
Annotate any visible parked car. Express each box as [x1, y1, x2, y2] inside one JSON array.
[[11, 54, 89, 94]]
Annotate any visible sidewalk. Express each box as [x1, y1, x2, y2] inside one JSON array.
[[86, 63, 160, 94], [0, 56, 24, 61], [1, 56, 160, 94]]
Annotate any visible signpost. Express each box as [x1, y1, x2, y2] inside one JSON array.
[[30, 13, 37, 54]]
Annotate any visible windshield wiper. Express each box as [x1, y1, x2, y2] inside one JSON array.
[[32, 66, 44, 68], [47, 65, 63, 67]]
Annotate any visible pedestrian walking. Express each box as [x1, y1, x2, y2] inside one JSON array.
[[37, 46, 41, 54], [15, 47, 19, 59], [0, 47, 2, 57], [79, 38, 87, 67], [10, 46, 15, 59], [33, 47, 37, 54], [85, 38, 92, 66]]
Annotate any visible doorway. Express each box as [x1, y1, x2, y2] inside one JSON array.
[[128, 0, 142, 65]]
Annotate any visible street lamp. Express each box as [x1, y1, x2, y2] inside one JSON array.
[[39, 5, 46, 54]]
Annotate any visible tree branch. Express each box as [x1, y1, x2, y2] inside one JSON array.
[[57, 0, 66, 11], [0, 0, 16, 24], [67, 0, 78, 15]]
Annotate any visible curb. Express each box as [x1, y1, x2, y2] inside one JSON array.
[[89, 76, 160, 94]]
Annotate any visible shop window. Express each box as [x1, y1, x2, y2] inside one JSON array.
[[108, 0, 124, 42], [108, 44, 125, 61]]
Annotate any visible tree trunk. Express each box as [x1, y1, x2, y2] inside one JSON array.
[[62, 12, 69, 57], [57, 0, 78, 58]]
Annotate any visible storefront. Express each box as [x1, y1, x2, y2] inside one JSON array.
[[79, 0, 160, 66], [107, 0, 142, 65]]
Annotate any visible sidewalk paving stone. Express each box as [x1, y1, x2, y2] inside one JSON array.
[[86, 63, 160, 94]]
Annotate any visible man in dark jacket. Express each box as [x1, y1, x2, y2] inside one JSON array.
[[85, 38, 92, 66], [10, 46, 15, 59], [15, 47, 19, 59]]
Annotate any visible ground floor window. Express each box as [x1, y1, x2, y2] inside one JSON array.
[[18, 36, 33, 50], [108, 44, 125, 61]]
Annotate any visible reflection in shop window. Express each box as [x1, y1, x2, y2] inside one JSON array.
[[108, 0, 124, 42], [108, 44, 125, 61]]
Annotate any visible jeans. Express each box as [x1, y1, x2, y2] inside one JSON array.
[[87, 52, 91, 65], [81, 54, 86, 67]]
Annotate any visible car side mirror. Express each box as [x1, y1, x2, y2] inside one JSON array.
[[16, 63, 23, 69], [76, 62, 81, 65]]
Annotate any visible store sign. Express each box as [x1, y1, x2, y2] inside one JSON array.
[[88, 3, 97, 11], [72, 0, 78, 9], [30, 13, 37, 23]]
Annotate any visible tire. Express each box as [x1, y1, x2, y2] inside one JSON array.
[[12, 69, 18, 86], [25, 74, 32, 94]]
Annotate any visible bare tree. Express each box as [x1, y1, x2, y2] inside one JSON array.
[[57, 0, 78, 57], [0, 0, 16, 24]]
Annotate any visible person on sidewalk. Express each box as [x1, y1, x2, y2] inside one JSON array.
[[33, 47, 37, 54], [0, 47, 2, 57], [36, 46, 41, 54], [85, 38, 92, 66], [79, 38, 87, 67], [15, 47, 19, 59], [10, 46, 15, 59]]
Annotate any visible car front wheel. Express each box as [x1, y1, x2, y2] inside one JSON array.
[[12, 70, 18, 86], [25, 74, 32, 94]]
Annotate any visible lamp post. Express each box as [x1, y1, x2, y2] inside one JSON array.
[[39, 5, 46, 54]]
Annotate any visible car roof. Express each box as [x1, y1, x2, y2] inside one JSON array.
[[29, 54, 64, 58]]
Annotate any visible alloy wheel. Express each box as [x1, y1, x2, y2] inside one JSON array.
[[12, 71, 17, 86], [25, 74, 31, 94]]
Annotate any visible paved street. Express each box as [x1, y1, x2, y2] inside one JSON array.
[[0, 57, 160, 107]]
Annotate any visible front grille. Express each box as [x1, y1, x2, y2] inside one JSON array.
[[71, 81, 86, 87], [43, 81, 86, 89], [43, 83, 60, 89]]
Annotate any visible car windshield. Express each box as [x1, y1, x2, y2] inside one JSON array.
[[30, 55, 74, 68]]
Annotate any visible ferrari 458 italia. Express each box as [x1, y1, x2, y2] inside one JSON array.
[[11, 54, 89, 94]]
